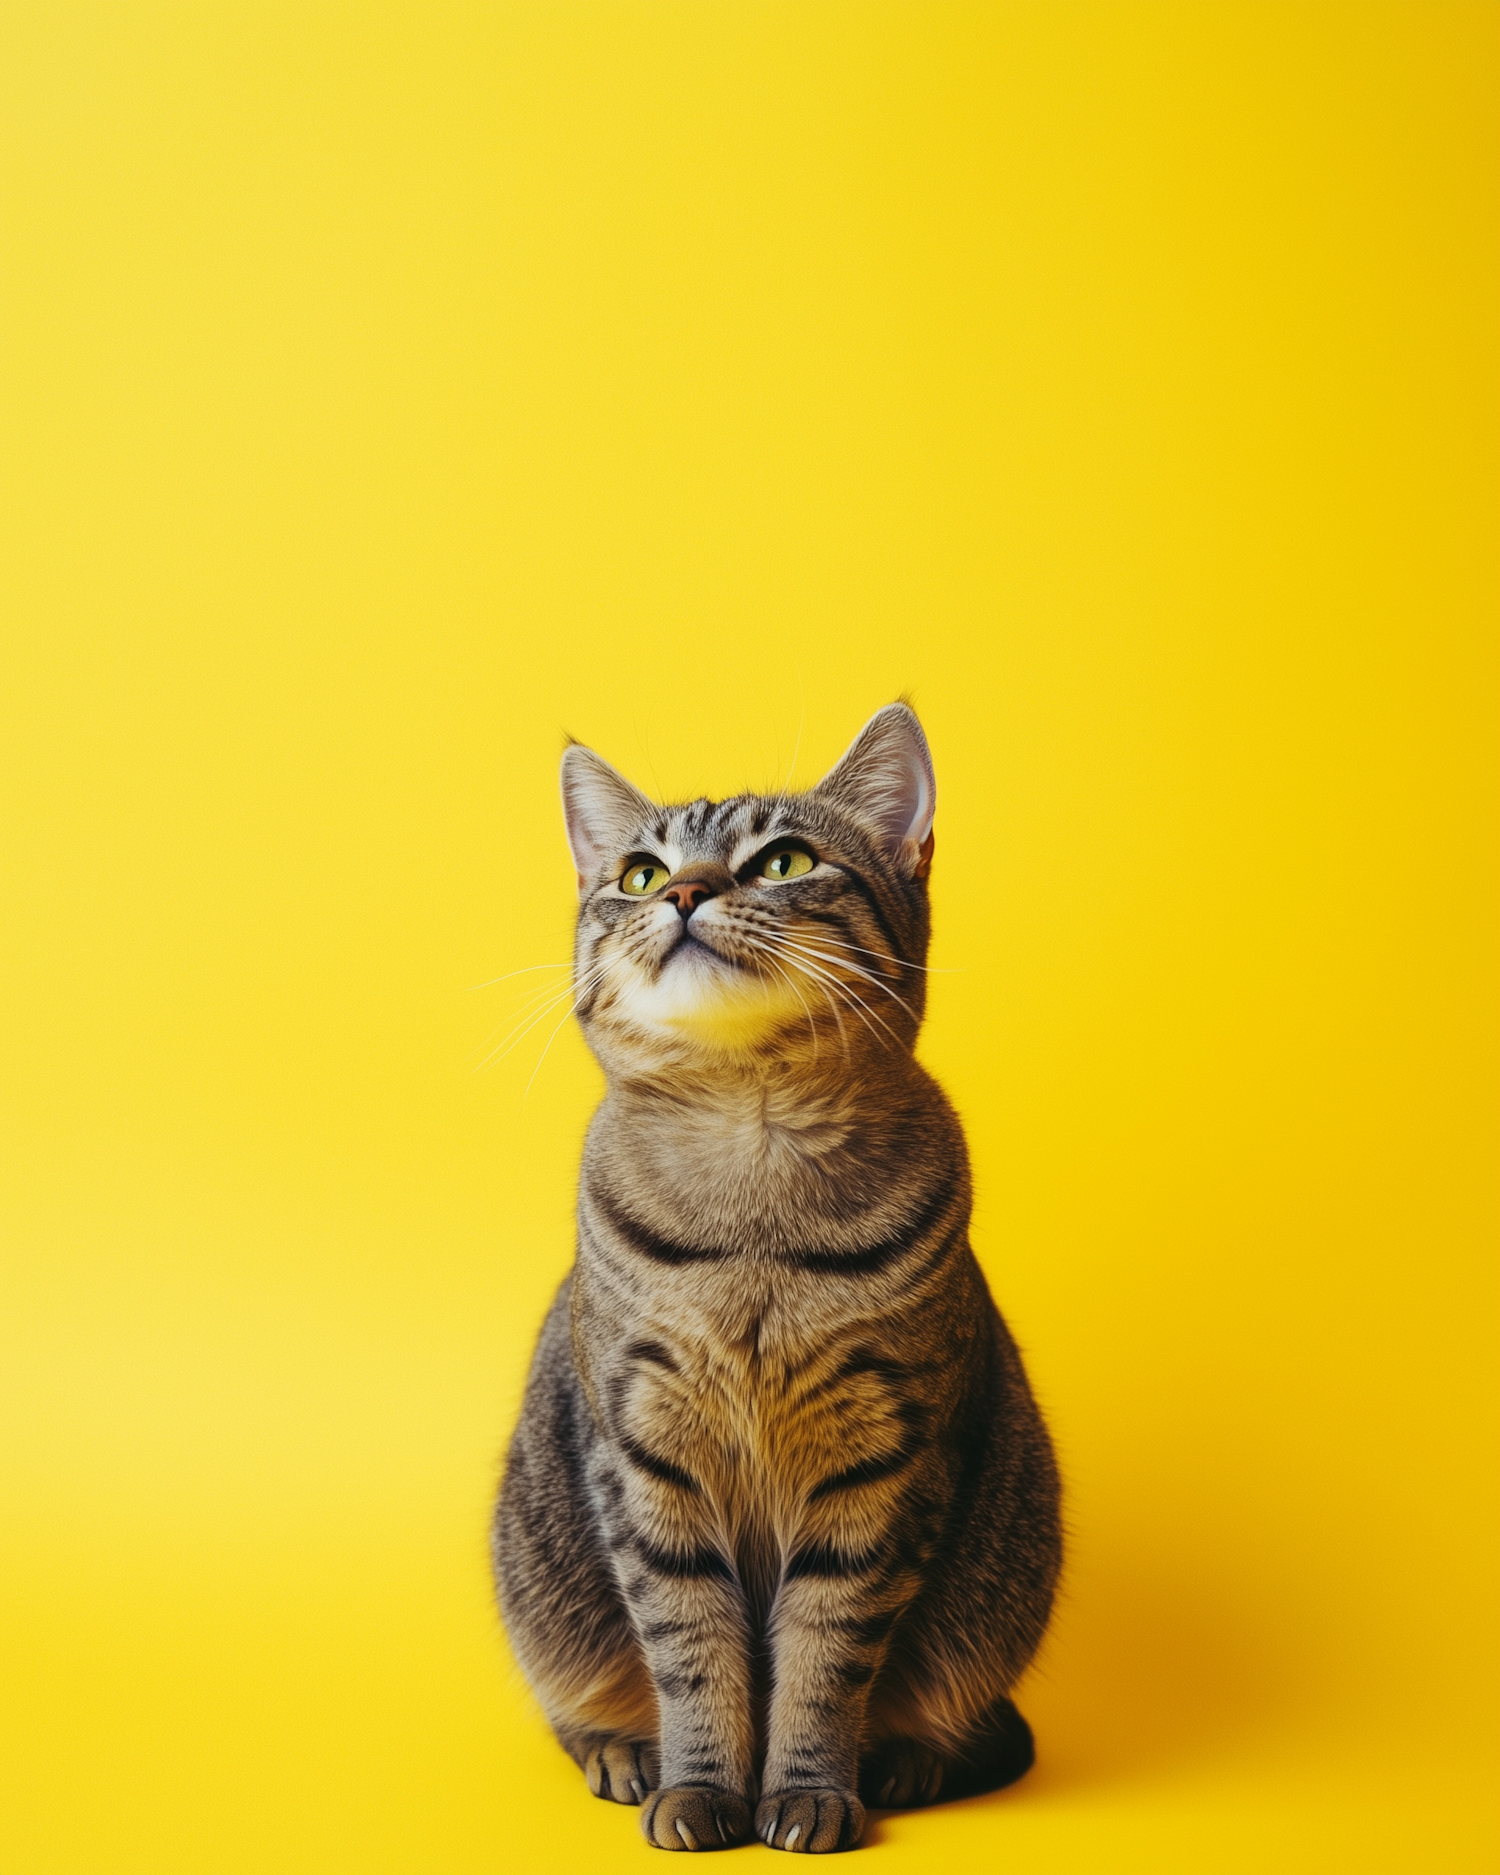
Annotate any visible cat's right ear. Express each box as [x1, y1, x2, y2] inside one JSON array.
[[560, 743, 656, 892], [812, 702, 937, 878]]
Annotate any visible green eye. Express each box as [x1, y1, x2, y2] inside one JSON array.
[[621, 858, 671, 896], [760, 845, 815, 882]]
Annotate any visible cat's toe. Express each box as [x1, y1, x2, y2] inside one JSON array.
[[641, 1785, 752, 1850], [583, 1735, 659, 1805], [755, 1789, 865, 1853], [858, 1737, 945, 1808]]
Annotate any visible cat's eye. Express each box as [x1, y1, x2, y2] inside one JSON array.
[[620, 857, 671, 896], [759, 844, 815, 882]]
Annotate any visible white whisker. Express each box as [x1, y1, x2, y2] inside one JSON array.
[[760, 933, 921, 1022], [469, 978, 581, 1066], [760, 949, 819, 1060], [746, 929, 913, 1040], [464, 963, 572, 992], [473, 957, 613, 1071], [522, 954, 628, 1100], [794, 931, 957, 976], [732, 928, 897, 1048]]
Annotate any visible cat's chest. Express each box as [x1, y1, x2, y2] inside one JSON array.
[[608, 1277, 911, 1515]]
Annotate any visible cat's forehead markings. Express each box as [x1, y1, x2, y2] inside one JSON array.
[[656, 797, 742, 860]]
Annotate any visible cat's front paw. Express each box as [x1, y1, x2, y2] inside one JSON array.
[[582, 1734, 659, 1805], [755, 1789, 865, 1854], [641, 1785, 752, 1851]]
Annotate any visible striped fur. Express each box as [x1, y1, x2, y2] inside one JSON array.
[[494, 705, 1061, 1853]]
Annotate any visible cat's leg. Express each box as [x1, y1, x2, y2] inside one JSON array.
[[754, 1539, 919, 1854], [603, 1462, 758, 1851]]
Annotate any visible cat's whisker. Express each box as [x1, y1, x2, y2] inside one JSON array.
[[742, 929, 909, 1045], [797, 969, 851, 1063], [794, 930, 960, 976], [474, 958, 615, 1072], [521, 957, 627, 1101], [468, 961, 601, 1053], [471, 979, 583, 1068], [464, 962, 573, 993], [726, 929, 843, 1055], [784, 927, 909, 982], [774, 936, 921, 1015], [756, 932, 920, 1025], [479, 970, 589, 1035], [735, 930, 897, 1049], [761, 949, 821, 1060], [473, 993, 578, 1072], [520, 1000, 582, 1096], [738, 928, 852, 1061]]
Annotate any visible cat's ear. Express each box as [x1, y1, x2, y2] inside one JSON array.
[[812, 703, 937, 878], [560, 742, 656, 890]]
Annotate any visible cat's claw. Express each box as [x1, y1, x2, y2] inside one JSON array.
[[641, 1786, 752, 1851], [858, 1737, 945, 1808], [755, 1789, 865, 1854], [582, 1735, 659, 1806]]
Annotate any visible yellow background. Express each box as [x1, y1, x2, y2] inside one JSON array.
[[3, 4, 1495, 1870]]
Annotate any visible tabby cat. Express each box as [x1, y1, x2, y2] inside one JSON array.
[[493, 704, 1061, 1854]]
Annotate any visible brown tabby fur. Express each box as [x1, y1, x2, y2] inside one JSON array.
[[493, 705, 1061, 1853]]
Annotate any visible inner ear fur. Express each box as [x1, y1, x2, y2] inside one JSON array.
[[812, 702, 937, 875]]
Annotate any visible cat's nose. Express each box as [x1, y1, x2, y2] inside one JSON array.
[[661, 862, 735, 918], [663, 879, 715, 918]]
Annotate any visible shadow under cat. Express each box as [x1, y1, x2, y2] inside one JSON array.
[[941, 1554, 1303, 1809]]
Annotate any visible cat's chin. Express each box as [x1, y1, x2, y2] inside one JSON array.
[[612, 941, 805, 1052]]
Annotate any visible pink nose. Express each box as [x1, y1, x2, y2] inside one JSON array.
[[663, 881, 713, 917]]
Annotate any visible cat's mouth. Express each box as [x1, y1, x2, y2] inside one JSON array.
[[659, 923, 754, 976], [601, 912, 809, 1048]]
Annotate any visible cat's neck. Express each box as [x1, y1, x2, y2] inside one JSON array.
[[589, 1048, 943, 1233]]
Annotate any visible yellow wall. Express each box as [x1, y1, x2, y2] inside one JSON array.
[[3, 5, 1494, 1870]]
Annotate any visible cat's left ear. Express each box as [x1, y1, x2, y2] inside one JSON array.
[[812, 702, 937, 879]]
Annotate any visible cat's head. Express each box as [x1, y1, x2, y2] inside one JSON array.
[[560, 704, 936, 1073]]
